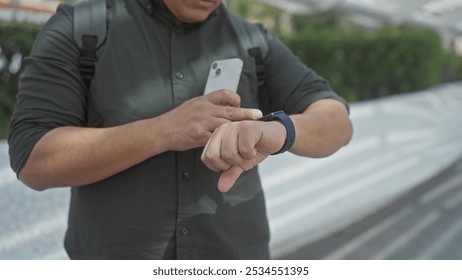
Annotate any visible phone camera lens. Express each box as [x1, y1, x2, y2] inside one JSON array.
[[215, 68, 221, 75], [212, 63, 218, 70]]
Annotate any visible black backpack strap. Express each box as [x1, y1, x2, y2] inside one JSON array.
[[248, 47, 266, 88], [249, 46, 270, 114], [230, 16, 270, 112], [245, 23, 270, 113], [240, 22, 268, 89], [73, 0, 108, 88]]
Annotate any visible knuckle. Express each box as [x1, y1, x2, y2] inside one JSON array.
[[221, 150, 234, 162], [186, 95, 202, 106], [224, 106, 235, 119], [201, 153, 219, 170], [194, 101, 208, 112], [222, 89, 234, 96], [240, 147, 256, 159], [201, 152, 213, 163]]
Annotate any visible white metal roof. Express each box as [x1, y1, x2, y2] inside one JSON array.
[[3, 0, 462, 36], [260, 0, 462, 36]]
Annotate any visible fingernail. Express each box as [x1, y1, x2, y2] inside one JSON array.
[[252, 109, 263, 119]]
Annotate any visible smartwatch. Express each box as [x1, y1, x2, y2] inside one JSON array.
[[259, 111, 296, 155]]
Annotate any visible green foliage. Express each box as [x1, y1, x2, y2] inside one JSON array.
[[443, 50, 462, 82], [229, 2, 453, 102], [291, 11, 343, 33], [227, 0, 283, 35], [0, 21, 41, 139], [286, 26, 446, 102], [227, 0, 254, 18], [0, 21, 39, 50]]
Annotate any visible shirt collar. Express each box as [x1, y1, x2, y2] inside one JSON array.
[[136, 0, 154, 15], [136, 0, 220, 24]]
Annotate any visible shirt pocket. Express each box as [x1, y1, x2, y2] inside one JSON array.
[[87, 43, 173, 127]]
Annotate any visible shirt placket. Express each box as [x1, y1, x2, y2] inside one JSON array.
[[170, 26, 196, 259]]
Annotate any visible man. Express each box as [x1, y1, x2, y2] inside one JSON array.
[[8, 0, 352, 259]]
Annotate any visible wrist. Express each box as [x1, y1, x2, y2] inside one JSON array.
[[143, 116, 173, 153], [259, 111, 296, 155]]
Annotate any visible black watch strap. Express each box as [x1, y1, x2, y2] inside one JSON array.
[[260, 111, 296, 155]]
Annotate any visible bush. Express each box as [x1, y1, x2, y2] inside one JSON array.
[[285, 26, 447, 102], [291, 10, 343, 33], [0, 21, 41, 139], [443, 50, 462, 82]]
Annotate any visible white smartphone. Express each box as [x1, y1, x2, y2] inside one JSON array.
[[204, 58, 243, 95]]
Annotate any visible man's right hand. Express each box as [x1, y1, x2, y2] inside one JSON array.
[[19, 89, 262, 190], [158, 89, 263, 151]]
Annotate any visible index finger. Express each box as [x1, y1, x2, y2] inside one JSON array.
[[215, 106, 263, 122]]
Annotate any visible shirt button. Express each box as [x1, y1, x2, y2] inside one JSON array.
[[182, 172, 190, 181], [146, 4, 153, 13], [181, 227, 189, 235], [176, 72, 184, 79], [175, 28, 184, 35]]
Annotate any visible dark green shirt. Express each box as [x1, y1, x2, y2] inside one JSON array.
[[8, 0, 346, 259]]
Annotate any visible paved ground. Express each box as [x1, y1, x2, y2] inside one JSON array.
[[264, 82, 462, 257], [282, 158, 462, 259], [0, 140, 69, 259], [1, 82, 461, 260]]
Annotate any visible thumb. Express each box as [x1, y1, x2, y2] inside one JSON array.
[[218, 166, 244, 193]]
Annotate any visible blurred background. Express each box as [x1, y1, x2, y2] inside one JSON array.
[[1, 0, 462, 260]]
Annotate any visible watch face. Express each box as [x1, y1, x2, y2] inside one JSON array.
[[261, 111, 284, 121], [270, 111, 284, 119]]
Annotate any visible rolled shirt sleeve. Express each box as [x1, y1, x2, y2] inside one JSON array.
[[261, 27, 348, 115], [8, 4, 87, 175]]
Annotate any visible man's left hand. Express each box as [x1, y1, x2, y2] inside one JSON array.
[[201, 120, 286, 192]]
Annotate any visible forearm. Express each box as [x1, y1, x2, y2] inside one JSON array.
[[290, 99, 353, 157], [19, 117, 168, 190]]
